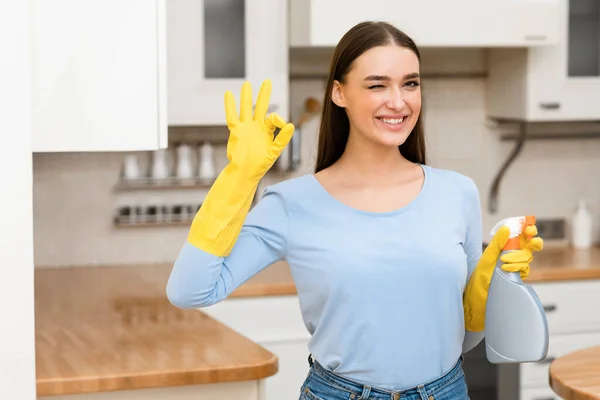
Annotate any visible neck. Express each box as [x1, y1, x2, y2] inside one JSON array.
[[334, 129, 414, 184]]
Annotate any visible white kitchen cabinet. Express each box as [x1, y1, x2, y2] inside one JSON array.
[[30, 0, 168, 153], [519, 387, 561, 400], [497, 279, 600, 400], [167, 0, 289, 126], [262, 341, 311, 400], [38, 381, 264, 400], [290, 0, 559, 48], [487, 0, 600, 121], [201, 295, 311, 400], [2, 2, 36, 400]]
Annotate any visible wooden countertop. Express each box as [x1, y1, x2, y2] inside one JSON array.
[[232, 246, 600, 297], [35, 245, 600, 395], [230, 261, 296, 298], [524, 245, 600, 283], [550, 346, 600, 399], [35, 265, 278, 397]]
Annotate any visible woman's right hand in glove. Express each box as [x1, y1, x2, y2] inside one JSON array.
[[187, 79, 294, 257], [224, 79, 295, 179]]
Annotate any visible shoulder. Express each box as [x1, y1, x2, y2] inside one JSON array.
[[258, 174, 318, 207], [422, 164, 479, 198], [247, 175, 317, 223]]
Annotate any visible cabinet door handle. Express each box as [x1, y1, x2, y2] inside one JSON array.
[[539, 102, 561, 110], [543, 304, 557, 312], [524, 35, 548, 41]]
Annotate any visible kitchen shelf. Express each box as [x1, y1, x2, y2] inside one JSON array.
[[113, 203, 199, 228], [114, 177, 216, 191], [114, 219, 192, 228]]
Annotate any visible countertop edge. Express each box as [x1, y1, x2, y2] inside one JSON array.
[[36, 316, 279, 396], [230, 282, 298, 298], [227, 269, 600, 299], [548, 346, 600, 400], [525, 270, 600, 284]]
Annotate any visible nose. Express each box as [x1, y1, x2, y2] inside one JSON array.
[[386, 88, 406, 110]]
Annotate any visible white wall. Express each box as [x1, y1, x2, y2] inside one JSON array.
[[0, 2, 37, 399], [33, 49, 600, 267]]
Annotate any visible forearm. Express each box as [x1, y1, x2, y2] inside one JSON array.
[[188, 162, 260, 256], [463, 267, 489, 332], [167, 186, 289, 309]]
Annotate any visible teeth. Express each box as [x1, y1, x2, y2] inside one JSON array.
[[380, 117, 404, 124]]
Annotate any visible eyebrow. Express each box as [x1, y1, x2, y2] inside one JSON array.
[[364, 73, 420, 81]]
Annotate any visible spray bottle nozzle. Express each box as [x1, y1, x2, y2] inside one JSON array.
[[490, 215, 536, 251]]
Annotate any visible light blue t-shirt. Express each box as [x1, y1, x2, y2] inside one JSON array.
[[166, 164, 484, 390]]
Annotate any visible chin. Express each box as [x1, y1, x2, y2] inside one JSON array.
[[375, 128, 412, 148], [370, 117, 416, 147]]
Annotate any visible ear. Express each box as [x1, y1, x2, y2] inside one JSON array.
[[331, 80, 347, 108]]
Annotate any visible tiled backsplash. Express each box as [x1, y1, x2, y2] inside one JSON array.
[[33, 49, 600, 267]]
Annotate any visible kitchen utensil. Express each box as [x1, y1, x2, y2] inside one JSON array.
[[198, 141, 216, 180], [151, 149, 170, 180], [275, 96, 320, 172], [175, 143, 194, 179], [123, 155, 141, 180]]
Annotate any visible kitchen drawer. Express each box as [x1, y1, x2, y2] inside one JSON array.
[[520, 387, 560, 400], [200, 295, 311, 344], [520, 331, 600, 388], [531, 280, 600, 334]]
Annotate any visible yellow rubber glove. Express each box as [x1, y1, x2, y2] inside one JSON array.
[[463, 223, 544, 332], [187, 79, 295, 256]]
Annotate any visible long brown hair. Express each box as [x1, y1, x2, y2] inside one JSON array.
[[314, 21, 427, 173]]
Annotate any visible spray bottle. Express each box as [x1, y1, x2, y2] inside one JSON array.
[[485, 215, 549, 364]]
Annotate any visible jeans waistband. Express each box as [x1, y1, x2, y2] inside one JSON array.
[[307, 354, 465, 398]]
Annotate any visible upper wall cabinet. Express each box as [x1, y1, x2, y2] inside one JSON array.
[[487, 0, 600, 121], [290, 0, 560, 48], [30, 0, 168, 153], [167, 0, 289, 126]]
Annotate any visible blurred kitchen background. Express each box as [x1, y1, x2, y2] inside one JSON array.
[[32, 50, 600, 267], [8, 0, 600, 399]]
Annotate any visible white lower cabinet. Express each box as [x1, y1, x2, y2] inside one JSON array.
[[498, 279, 600, 400], [519, 387, 561, 400], [261, 341, 311, 399], [38, 381, 263, 400], [520, 332, 600, 388], [203, 281, 600, 400], [202, 295, 311, 400]]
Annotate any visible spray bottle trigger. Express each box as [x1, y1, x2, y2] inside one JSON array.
[[490, 216, 536, 251]]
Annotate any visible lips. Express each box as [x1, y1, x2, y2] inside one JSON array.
[[377, 116, 405, 125], [375, 115, 409, 131]]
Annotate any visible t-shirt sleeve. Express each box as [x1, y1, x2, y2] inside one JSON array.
[[166, 186, 289, 308], [462, 176, 485, 352], [463, 177, 483, 283]]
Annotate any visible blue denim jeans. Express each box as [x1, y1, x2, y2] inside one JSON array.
[[299, 355, 470, 400]]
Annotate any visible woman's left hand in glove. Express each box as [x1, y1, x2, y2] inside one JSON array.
[[463, 224, 544, 332]]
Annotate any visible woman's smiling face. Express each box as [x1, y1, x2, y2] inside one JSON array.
[[331, 44, 422, 148]]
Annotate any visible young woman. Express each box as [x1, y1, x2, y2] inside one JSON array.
[[167, 21, 543, 400]]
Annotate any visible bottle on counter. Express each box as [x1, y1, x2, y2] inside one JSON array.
[[571, 198, 593, 249]]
